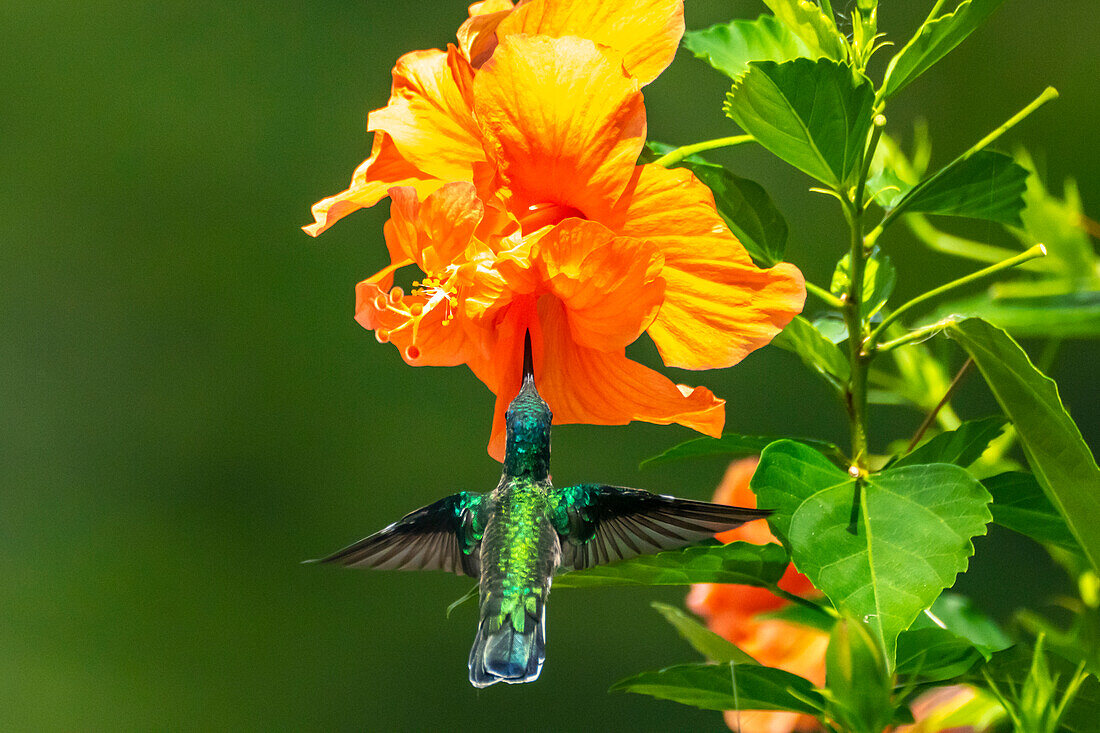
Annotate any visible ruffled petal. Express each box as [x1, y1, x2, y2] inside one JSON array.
[[533, 219, 665, 351], [457, 0, 515, 67], [368, 47, 486, 183], [385, 183, 485, 272], [614, 165, 806, 369], [303, 133, 439, 237], [472, 35, 646, 221], [496, 0, 684, 85]]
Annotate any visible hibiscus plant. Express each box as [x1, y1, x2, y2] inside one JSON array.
[[307, 0, 1099, 730]]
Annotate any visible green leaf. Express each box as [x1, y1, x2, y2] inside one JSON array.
[[827, 617, 895, 733], [772, 315, 851, 391], [724, 59, 875, 187], [883, 0, 1009, 99], [926, 291, 1100, 339], [893, 416, 1008, 469], [752, 441, 992, 663], [555, 541, 789, 589], [758, 602, 837, 633], [761, 0, 846, 61], [684, 15, 818, 80], [984, 472, 1082, 552], [916, 592, 1012, 658], [895, 626, 983, 682], [611, 662, 825, 714], [831, 247, 897, 319], [889, 150, 1029, 226], [946, 318, 1100, 573], [646, 145, 789, 267], [651, 602, 759, 665], [640, 433, 845, 470]]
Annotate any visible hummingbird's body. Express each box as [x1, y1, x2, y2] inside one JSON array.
[[319, 334, 769, 687]]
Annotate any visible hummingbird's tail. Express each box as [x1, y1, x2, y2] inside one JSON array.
[[468, 589, 547, 688]]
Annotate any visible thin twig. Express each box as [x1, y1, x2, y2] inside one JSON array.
[[905, 358, 973, 453]]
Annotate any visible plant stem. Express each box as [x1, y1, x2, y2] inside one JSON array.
[[866, 244, 1047, 350], [651, 135, 755, 168], [874, 319, 952, 354], [806, 281, 844, 309], [842, 198, 871, 468], [904, 357, 973, 452]]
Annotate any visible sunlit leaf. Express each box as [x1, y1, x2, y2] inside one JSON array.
[[914, 592, 1012, 658], [883, 0, 1010, 99], [555, 541, 789, 589], [892, 416, 1007, 469], [895, 627, 983, 681], [984, 472, 1082, 552], [611, 661, 825, 713], [752, 441, 992, 663], [772, 315, 851, 391], [889, 150, 1029, 226], [761, 0, 846, 61], [925, 291, 1100, 338], [831, 247, 897, 319], [651, 602, 759, 665], [647, 144, 789, 267], [947, 318, 1100, 573], [725, 59, 875, 187], [640, 432, 845, 470], [684, 15, 818, 80]]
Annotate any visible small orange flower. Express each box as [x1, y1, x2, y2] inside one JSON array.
[[688, 458, 828, 733]]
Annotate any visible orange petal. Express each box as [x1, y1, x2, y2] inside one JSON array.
[[303, 133, 439, 237], [533, 219, 665, 351], [385, 183, 485, 272], [615, 165, 806, 369], [368, 47, 486, 184], [496, 0, 685, 85], [473, 35, 646, 222], [457, 0, 514, 67]]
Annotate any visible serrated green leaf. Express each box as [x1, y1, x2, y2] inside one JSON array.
[[831, 247, 897, 319], [893, 416, 1008, 469], [610, 661, 825, 713], [895, 627, 984, 681], [925, 291, 1100, 338], [761, 0, 846, 61], [651, 602, 759, 665], [758, 602, 837, 633], [752, 441, 992, 664], [555, 541, 789, 589], [646, 145, 788, 267], [772, 315, 851, 391], [725, 59, 875, 187], [883, 0, 1009, 99], [946, 318, 1100, 573], [984, 472, 1082, 552], [684, 15, 818, 80], [890, 150, 1029, 225], [640, 433, 845, 470]]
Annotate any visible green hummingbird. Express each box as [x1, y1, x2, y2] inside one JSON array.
[[317, 332, 770, 688]]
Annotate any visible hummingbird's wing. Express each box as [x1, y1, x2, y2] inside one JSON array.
[[315, 492, 487, 576], [549, 484, 770, 571]]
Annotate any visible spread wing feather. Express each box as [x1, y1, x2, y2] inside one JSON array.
[[315, 492, 486, 577], [550, 484, 770, 572]]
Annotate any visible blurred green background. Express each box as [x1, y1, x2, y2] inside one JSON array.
[[2, 1, 1098, 729]]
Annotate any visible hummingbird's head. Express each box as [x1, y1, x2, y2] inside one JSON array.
[[503, 332, 552, 478]]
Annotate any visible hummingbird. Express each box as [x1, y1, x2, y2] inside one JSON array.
[[317, 332, 770, 688]]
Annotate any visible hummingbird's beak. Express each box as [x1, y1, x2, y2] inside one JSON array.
[[522, 329, 535, 387]]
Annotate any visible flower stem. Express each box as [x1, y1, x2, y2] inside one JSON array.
[[842, 197, 871, 468], [866, 243, 1047, 350], [806, 281, 844, 309], [651, 135, 755, 168]]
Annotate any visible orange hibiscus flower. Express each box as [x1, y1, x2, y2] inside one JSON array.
[[304, 0, 685, 237], [688, 458, 828, 733], [347, 34, 804, 457]]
